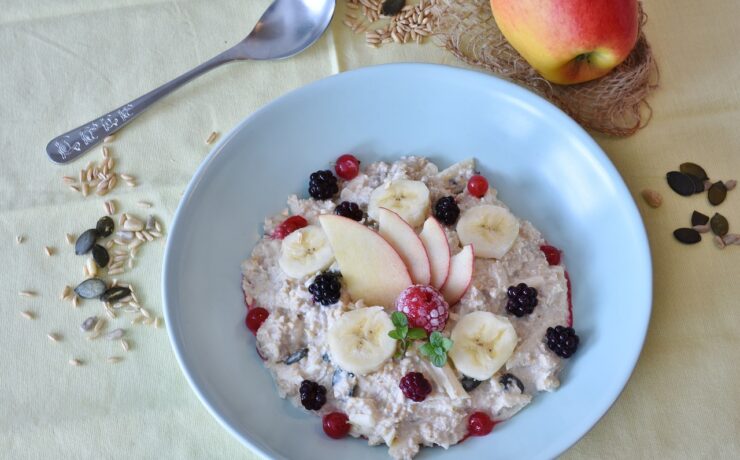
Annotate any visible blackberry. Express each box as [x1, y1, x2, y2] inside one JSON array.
[[309, 272, 342, 306], [433, 196, 460, 226], [334, 201, 363, 221], [399, 372, 433, 402], [505, 283, 538, 317], [299, 380, 327, 410], [308, 170, 339, 200], [545, 325, 579, 358], [499, 373, 524, 392]]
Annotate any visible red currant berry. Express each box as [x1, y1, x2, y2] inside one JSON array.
[[322, 412, 351, 439], [467, 175, 489, 198], [272, 216, 308, 240], [540, 245, 561, 266], [335, 154, 360, 180], [245, 307, 269, 335], [468, 411, 496, 436]]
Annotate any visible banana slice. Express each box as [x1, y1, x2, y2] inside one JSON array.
[[456, 205, 520, 259], [278, 225, 335, 278], [448, 311, 518, 381], [368, 180, 431, 228], [328, 306, 397, 375]]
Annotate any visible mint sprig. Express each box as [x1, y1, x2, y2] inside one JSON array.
[[388, 312, 427, 358], [419, 331, 454, 367]]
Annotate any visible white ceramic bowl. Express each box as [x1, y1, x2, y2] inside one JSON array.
[[163, 64, 652, 460]]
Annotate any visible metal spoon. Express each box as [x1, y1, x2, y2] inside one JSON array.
[[46, 0, 335, 164]]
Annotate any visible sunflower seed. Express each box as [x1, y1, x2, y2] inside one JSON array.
[[123, 217, 144, 232], [708, 181, 727, 206], [68, 359, 83, 366], [121, 339, 130, 352], [691, 211, 709, 226], [714, 235, 726, 249], [205, 131, 219, 145], [83, 264, 90, 277], [102, 146, 111, 158], [75, 229, 99, 255], [81, 182, 90, 197], [710, 213, 729, 237], [131, 316, 144, 325], [44, 246, 53, 256], [20, 310, 35, 320], [100, 286, 131, 303], [155, 221, 162, 233], [92, 244, 110, 268], [724, 179, 737, 191], [74, 278, 107, 299], [692, 224, 711, 233], [19, 291, 36, 298], [107, 356, 123, 364], [104, 200, 116, 216], [666, 171, 695, 197], [65, 233, 75, 245], [154, 317, 162, 329], [16, 235, 24, 244], [108, 267, 124, 276], [62, 176, 76, 184], [86, 332, 100, 340], [104, 135, 115, 143], [105, 328, 125, 340], [673, 228, 701, 244], [137, 201, 152, 209], [47, 333, 61, 342], [679, 162, 708, 181], [141, 231, 154, 242], [146, 215, 156, 231], [108, 175, 117, 190], [86, 257, 98, 277], [96, 216, 115, 237], [128, 240, 143, 250], [80, 316, 98, 332], [60, 285, 72, 300], [72, 295, 80, 308], [723, 234, 740, 245]]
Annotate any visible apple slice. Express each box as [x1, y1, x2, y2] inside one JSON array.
[[378, 208, 431, 285], [319, 214, 412, 308], [441, 245, 474, 305], [419, 217, 451, 289]]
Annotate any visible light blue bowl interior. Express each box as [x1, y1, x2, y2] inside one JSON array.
[[163, 63, 652, 460]]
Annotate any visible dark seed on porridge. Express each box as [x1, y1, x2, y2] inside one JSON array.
[[284, 348, 309, 365], [100, 286, 131, 303], [92, 244, 110, 268], [460, 376, 482, 393], [74, 278, 107, 299], [708, 181, 727, 206], [710, 213, 729, 237], [673, 228, 702, 245], [96, 216, 115, 237], [679, 162, 709, 182], [666, 171, 696, 197], [75, 229, 99, 255], [381, 0, 405, 16], [691, 211, 710, 226], [499, 373, 525, 392]]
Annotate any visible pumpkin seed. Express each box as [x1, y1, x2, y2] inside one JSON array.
[[679, 162, 708, 181], [92, 244, 110, 268], [686, 174, 705, 194], [283, 347, 308, 365], [96, 216, 115, 237], [708, 181, 727, 205], [461, 376, 482, 392], [673, 228, 701, 244], [666, 172, 695, 196], [381, 0, 405, 16], [100, 286, 131, 303], [75, 229, 99, 255], [691, 211, 709, 226], [80, 316, 98, 332], [710, 213, 729, 236], [74, 278, 107, 299]]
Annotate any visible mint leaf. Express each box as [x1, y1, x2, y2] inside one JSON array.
[[398, 325, 409, 338], [441, 337, 454, 352], [388, 330, 402, 340], [391, 311, 408, 328], [429, 331, 443, 347], [407, 328, 428, 340], [419, 342, 434, 357], [430, 353, 447, 367]]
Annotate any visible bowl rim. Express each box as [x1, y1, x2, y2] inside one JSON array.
[[162, 62, 653, 460]]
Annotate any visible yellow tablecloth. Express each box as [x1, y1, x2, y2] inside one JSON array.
[[1, 1, 738, 458]]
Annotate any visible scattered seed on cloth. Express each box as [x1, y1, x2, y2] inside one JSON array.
[[20, 310, 35, 320], [80, 316, 98, 332], [74, 278, 107, 299], [673, 228, 701, 244], [679, 162, 708, 181], [724, 179, 737, 191], [19, 291, 36, 298], [105, 328, 126, 340], [708, 181, 727, 205], [96, 216, 115, 237], [666, 171, 695, 197], [710, 213, 729, 236], [691, 211, 710, 226], [100, 286, 131, 303], [692, 224, 711, 233], [69, 359, 83, 366], [640, 189, 662, 208], [75, 229, 99, 255], [92, 245, 110, 268]]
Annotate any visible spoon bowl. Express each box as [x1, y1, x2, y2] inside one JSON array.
[[46, 0, 336, 164]]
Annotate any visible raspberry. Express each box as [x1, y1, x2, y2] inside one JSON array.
[[468, 412, 496, 436], [322, 412, 351, 439], [546, 325, 579, 358], [334, 201, 363, 221], [272, 216, 308, 240], [540, 244, 561, 266], [467, 175, 489, 198], [395, 285, 449, 333], [308, 170, 339, 200], [505, 283, 538, 317], [245, 307, 269, 335], [335, 154, 360, 180], [299, 380, 327, 410], [399, 372, 432, 402], [433, 196, 460, 226]]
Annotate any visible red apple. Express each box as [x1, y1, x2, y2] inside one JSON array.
[[441, 245, 474, 305], [378, 208, 432, 285], [418, 216, 451, 290], [490, 0, 639, 84]]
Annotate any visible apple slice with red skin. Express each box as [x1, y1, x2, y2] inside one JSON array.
[[319, 214, 413, 308], [378, 207, 432, 285], [419, 216, 451, 290], [441, 245, 474, 305]]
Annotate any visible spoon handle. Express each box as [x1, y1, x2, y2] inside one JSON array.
[[46, 47, 241, 164]]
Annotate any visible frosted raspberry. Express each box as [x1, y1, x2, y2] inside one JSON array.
[[395, 285, 449, 333]]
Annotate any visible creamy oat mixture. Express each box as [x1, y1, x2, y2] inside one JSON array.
[[242, 156, 571, 459]]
